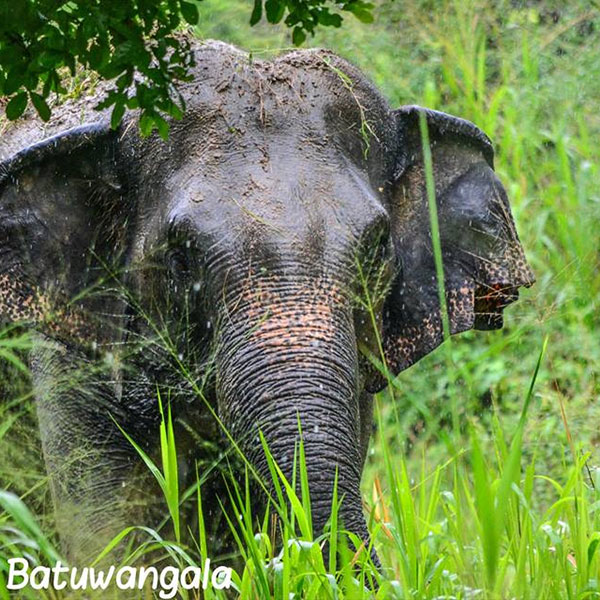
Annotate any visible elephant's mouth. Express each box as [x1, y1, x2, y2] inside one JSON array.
[[473, 283, 519, 330]]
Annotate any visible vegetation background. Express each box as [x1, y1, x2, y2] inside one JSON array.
[[1, 0, 599, 597]]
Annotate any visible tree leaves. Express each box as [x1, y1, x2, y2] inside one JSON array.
[[265, 0, 286, 24], [111, 102, 126, 130], [250, 0, 263, 26], [180, 1, 200, 25], [5, 92, 27, 121], [292, 27, 307, 46], [30, 92, 50, 121], [0, 1, 196, 134], [346, 2, 375, 24], [249, 0, 374, 46]]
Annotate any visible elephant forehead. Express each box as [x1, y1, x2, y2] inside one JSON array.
[[164, 150, 385, 257], [152, 48, 391, 181], [164, 112, 369, 187]]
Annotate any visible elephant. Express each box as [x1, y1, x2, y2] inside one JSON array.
[[0, 40, 534, 565]]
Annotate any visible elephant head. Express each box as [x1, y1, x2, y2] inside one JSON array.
[[0, 41, 533, 562]]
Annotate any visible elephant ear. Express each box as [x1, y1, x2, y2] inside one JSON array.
[[364, 106, 534, 393], [0, 123, 130, 347]]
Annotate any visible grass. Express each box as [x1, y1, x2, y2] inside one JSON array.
[[1, 0, 600, 597], [3, 336, 595, 599]]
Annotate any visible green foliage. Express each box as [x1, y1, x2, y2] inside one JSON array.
[[112, 391, 182, 545], [0, 1, 202, 138], [250, 0, 374, 46], [419, 112, 451, 343], [7, 349, 599, 599]]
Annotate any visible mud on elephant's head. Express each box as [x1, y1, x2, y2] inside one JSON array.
[[0, 41, 533, 561]]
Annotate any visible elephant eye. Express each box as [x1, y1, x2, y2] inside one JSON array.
[[166, 248, 190, 277], [361, 217, 391, 264], [457, 213, 505, 256], [354, 217, 393, 301]]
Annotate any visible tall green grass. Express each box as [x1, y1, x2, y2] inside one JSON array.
[[6, 334, 600, 598]]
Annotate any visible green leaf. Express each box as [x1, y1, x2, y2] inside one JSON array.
[[265, 0, 285, 24], [470, 428, 499, 587], [153, 113, 170, 140], [111, 416, 166, 496], [292, 26, 307, 45], [0, 491, 63, 564], [95, 90, 121, 110], [88, 43, 108, 70], [6, 92, 27, 121], [169, 102, 184, 120], [37, 50, 64, 69], [139, 112, 155, 137], [4, 68, 24, 96], [126, 95, 140, 109], [346, 1, 375, 23], [30, 92, 51, 121], [589, 538, 600, 565], [250, 0, 263, 25], [318, 11, 343, 27], [92, 525, 195, 567], [180, 1, 199, 25], [328, 468, 339, 572], [351, 9, 373, 23], [116, 69, 133, 91], [0, 348, 29, 374], [111, 102, 126, 129]]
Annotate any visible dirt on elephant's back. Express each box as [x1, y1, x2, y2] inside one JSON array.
[[0, 76, 113, 160]]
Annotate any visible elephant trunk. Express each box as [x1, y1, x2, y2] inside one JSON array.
[[216, 278, 371, 549]]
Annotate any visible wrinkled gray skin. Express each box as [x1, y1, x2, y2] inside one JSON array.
[[0, 41, 534, 564]]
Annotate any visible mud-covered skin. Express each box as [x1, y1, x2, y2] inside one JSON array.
[[0, 40, 533, 564]]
